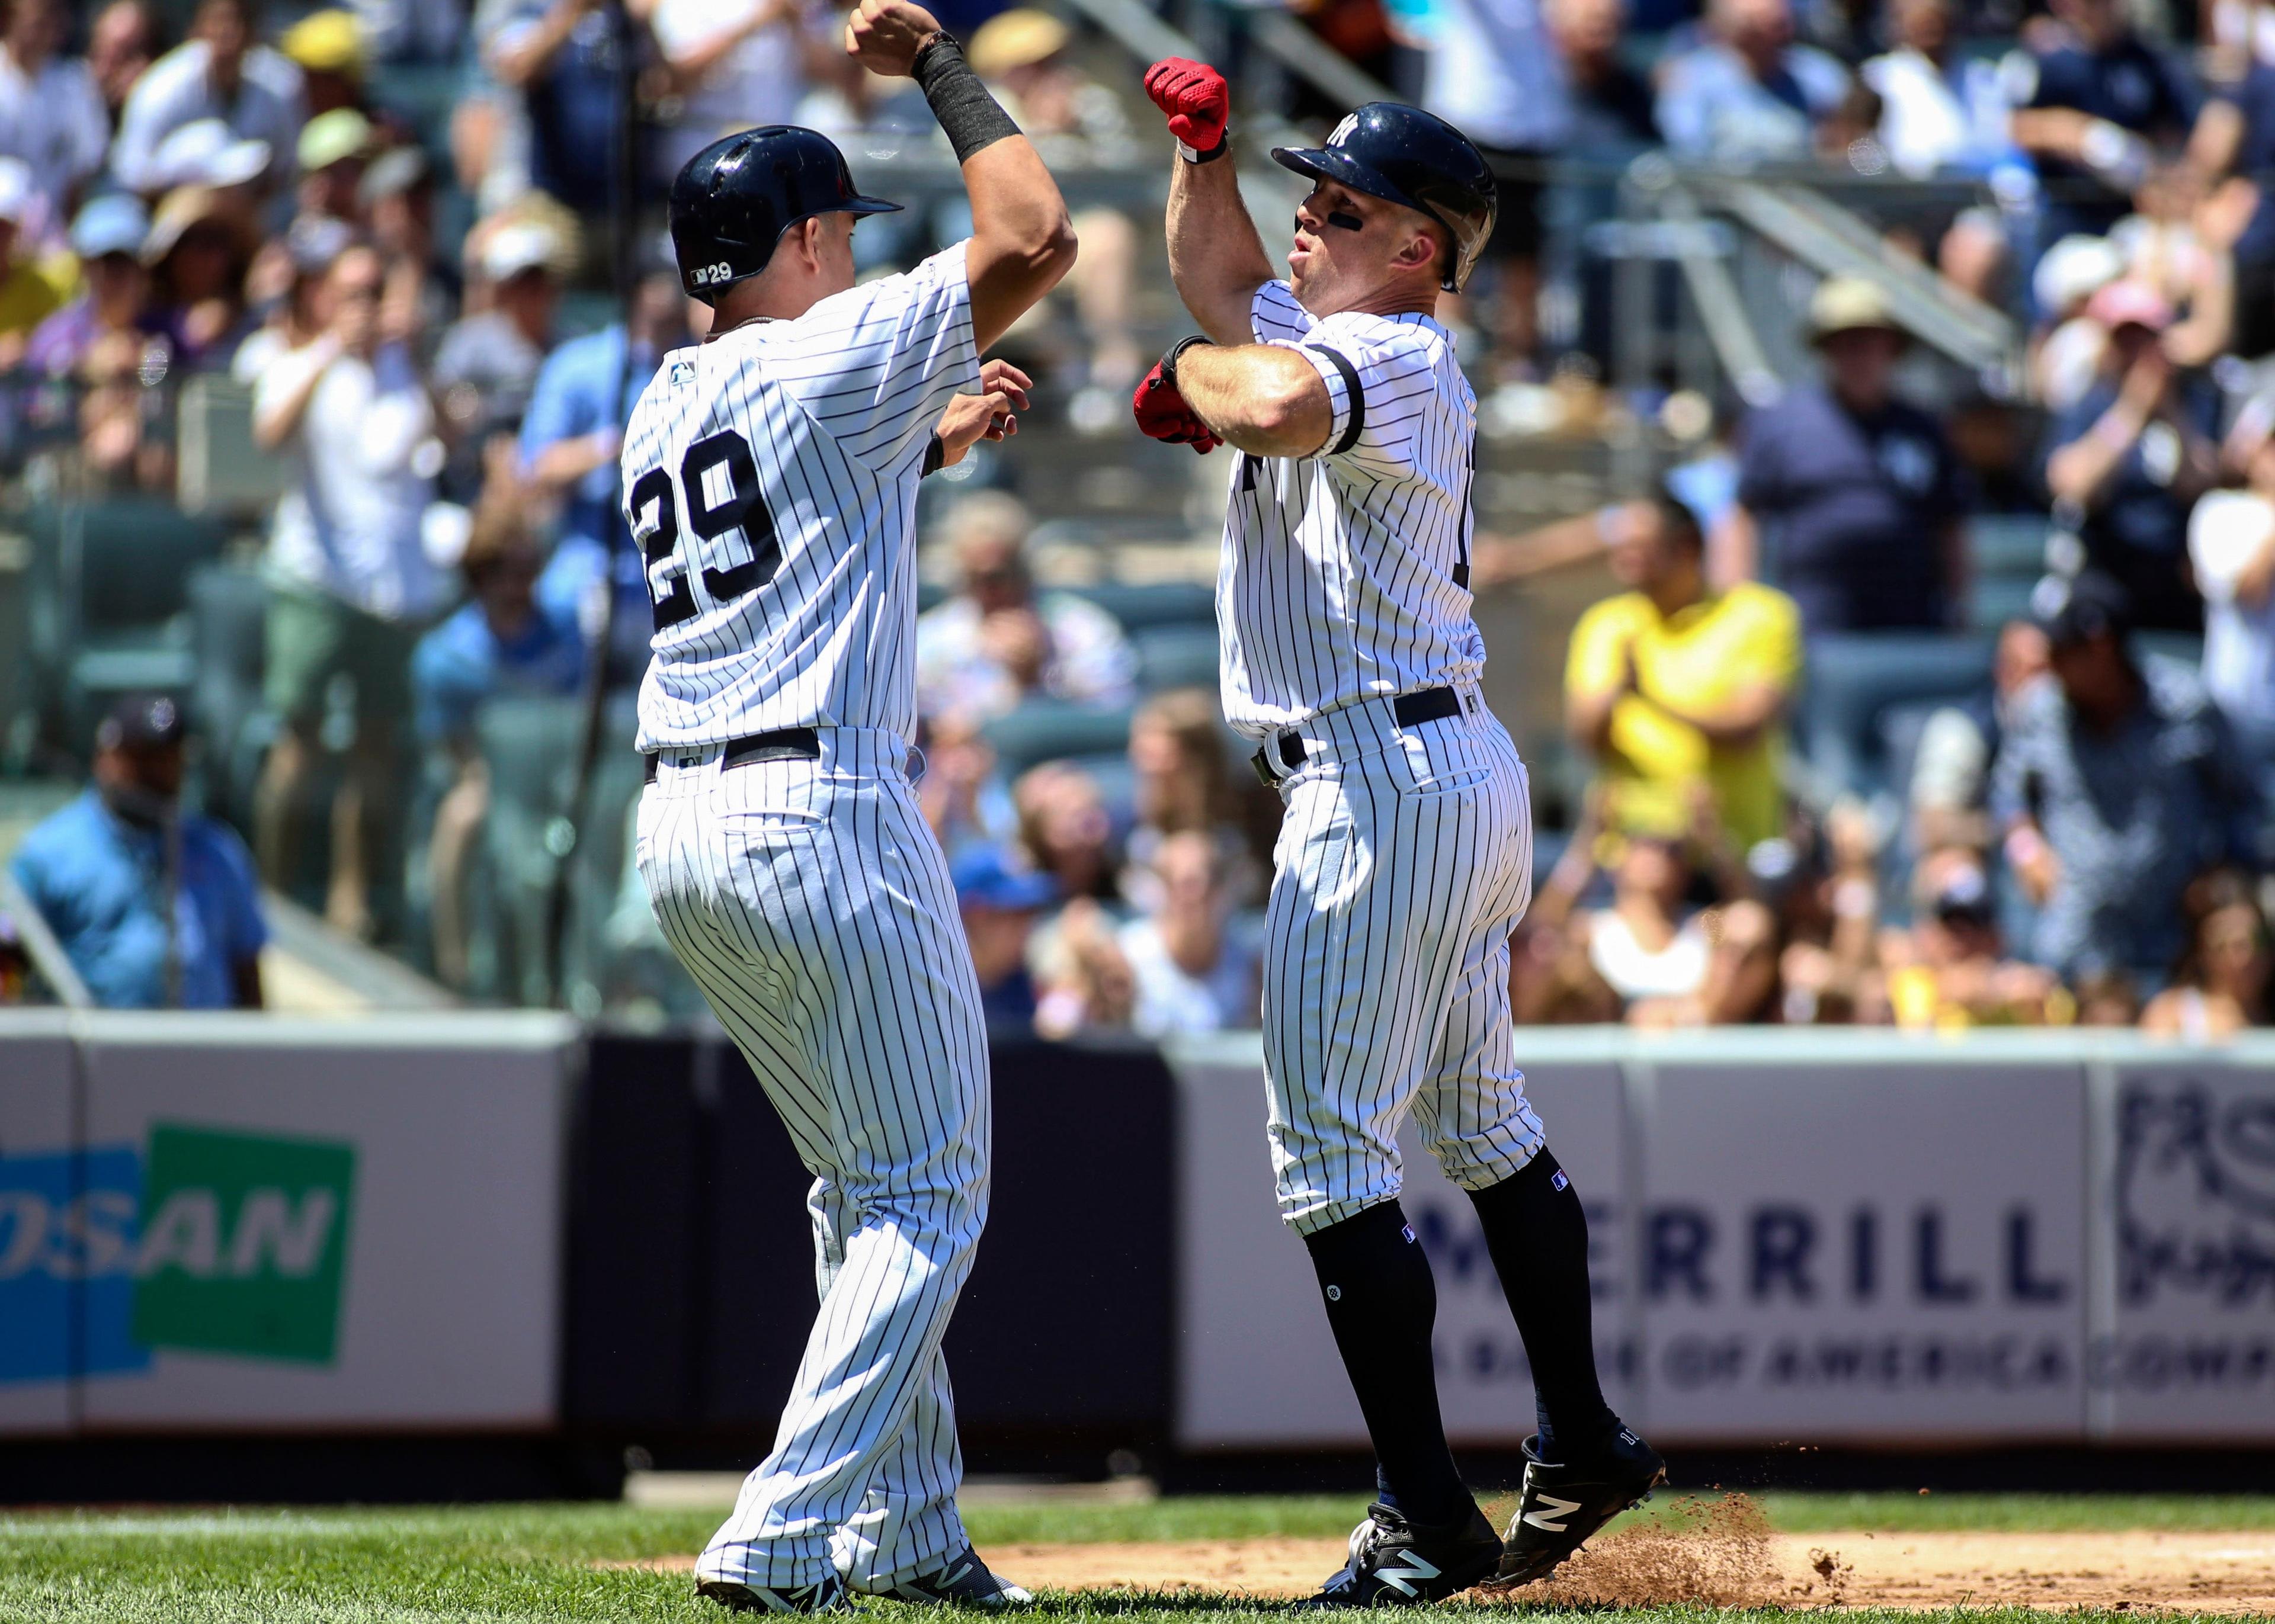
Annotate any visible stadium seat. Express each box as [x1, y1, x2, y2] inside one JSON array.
[[1969, 513, 2053, 578], [1065, 580, 1216, 632], [1799, 631, 1995, 800], [26, 500, 231, 747], [187, 563, 274, 830], [478, 692, 642, 1009], [982, 699, 1135, 777], [1133, 622, 1220, 692]]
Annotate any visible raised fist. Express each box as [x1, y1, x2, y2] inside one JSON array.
[[846, 0, 945, 77], [1132, 362, 1223, 454], [1143, 57, 1229, 153]]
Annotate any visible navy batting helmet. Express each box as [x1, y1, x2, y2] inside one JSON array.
[[669, 127, 901, 306], [1271, 104, 1498, 293]]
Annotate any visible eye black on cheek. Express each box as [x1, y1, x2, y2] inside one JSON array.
[[1326, 210, 1364, 232]]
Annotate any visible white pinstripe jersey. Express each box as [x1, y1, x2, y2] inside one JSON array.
[[1217, 281, 1486, 739], [624, 243, 980, 752]]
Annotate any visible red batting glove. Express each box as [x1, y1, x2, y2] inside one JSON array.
[[1132, 364, 1223, 454], [1143, 57, 1230, 155]]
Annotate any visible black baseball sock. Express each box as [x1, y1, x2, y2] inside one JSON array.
[[1302, 1201, 1472, 1527], [1467, 1150, 1620, 1464]]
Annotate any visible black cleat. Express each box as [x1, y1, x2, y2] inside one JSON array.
[[862, 1545, 1034, 1609], [697, 1575, 848, 1613], [1301, 1501, 1503, 1607], [1494, 1426, 1666, 1586]]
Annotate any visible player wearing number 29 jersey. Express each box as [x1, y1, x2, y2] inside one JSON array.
[[624, 243, 976, 752], [629, 14, 1076, 1612]]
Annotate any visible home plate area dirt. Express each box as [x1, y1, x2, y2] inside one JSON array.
[[616, 1498, 2275, 1612]]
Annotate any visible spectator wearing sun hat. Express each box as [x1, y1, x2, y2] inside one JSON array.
[[1729, 276, 1972, 633], [280, 8, 367, 118], [0, 0, 110, 249], [145, 184, 255, 370], [111, 0, 306, 197], [296, 107, 373, 224], [143, 117, 275, 199], [2043, 280, 2219, 631]]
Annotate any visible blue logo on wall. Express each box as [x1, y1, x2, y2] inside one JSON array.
[[0, 1145, 151, 1383]]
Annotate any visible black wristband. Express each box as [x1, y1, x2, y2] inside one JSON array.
[[1180, 132, 1231, 163], [921, 434, 947, 476], [1159, 334, 1214, 389], [911, 33, 1021, 163]]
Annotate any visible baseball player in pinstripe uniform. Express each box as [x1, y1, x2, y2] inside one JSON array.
[[626, 1, 1075, 1610], [1130, 75, 1665, 1604]]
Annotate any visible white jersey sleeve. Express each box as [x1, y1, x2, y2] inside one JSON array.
[[1274, 307, 1441, 478], [762, 242, 982, 467]]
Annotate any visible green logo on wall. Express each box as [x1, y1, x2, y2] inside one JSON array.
[[130, 1125, 356, 1364]]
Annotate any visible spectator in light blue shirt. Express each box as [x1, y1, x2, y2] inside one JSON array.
[[8, 695, 266, 1009], [523, 265, 692, 678], [1657, 0, 1850, 163]]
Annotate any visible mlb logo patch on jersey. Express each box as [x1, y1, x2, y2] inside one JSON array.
[[669, 359, 696, 389], [1551, 1170, 1570, 1191]]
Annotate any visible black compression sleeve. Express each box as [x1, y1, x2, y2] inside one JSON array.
[[911, 34, 1021, 162]]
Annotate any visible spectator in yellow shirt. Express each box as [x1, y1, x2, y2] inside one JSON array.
[[0, 158, 67, 369], [1565, 491, 1802, 850]]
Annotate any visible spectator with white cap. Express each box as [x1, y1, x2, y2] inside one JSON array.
[[143, 115, 274, 198], [251, 239, 446, 941], [0, 158, 66, 368], [0, 0, 109, 248], [24, 192, 158, 378], [432, 216, 560, 499], [110, 0, 306, 198]]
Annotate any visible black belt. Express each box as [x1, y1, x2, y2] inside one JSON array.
[[1249, 686, 1463, 788], [643, 727, 822, 784]]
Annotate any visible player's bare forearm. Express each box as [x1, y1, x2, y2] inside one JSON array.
[[1167, 153, 1274, 346], [1175, 343, 1330, 458], [960, 135, 1078, 351]]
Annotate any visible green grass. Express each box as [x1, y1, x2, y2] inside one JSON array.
[[1, 1495, 2270, 1623]]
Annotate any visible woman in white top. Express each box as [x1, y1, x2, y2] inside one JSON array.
[[1584, 836, 1712, 1004]]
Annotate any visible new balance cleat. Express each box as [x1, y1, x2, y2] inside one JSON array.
[[1301, 1501, 1502, 1607], [863, 1545, 1033, 1610], [696, 1574, 848, 1614], [1494, 1426, 1667, 1586]]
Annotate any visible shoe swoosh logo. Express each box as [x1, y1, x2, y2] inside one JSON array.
[[1375, 1552, 1442, 1596], [1523, 1493, 1584, 1533]]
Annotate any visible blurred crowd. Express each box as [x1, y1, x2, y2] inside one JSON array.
[[0, 0, 2273, 1036]]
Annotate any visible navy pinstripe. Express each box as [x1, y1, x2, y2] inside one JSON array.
[[1221, 281, 1546, 1236], [626, 245, 991, 1593]]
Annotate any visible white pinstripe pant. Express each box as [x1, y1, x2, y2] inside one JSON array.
[[636, 730, 988, 1591], [1258, 688, 1547, 1235]]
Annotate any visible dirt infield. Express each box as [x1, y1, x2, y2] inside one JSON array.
[[613, 1498, 2275, 1612]]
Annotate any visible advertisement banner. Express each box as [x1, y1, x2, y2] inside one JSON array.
[[1172, 1031, 1631, 1450], [0, 1013, 78, 1436], [1638, 1046, 2088, 1443], [2097, 1051, 2275, 1439], [4, 1013, 576, 1432]]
